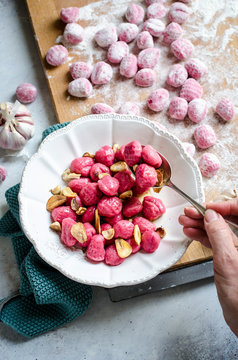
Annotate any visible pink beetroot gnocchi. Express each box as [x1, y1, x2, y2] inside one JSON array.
[[123, 197, 143, 218], [105, 244, 124, 266], [141, 230, 160, 253], [68, 78, 93, 98], [194, 124, 216, 149], [118, 102, 140, 116], [80, 222, 96, 248], [143, 18, 165, 37], [104, 212, 123, 226], [185, 58, 208, 80], [137, 31, 154, 50], [188, 99, 208, 123], [143, 196, 166, 221], [91, 103, 115, 114], [114, 169, 135, 193], [114, 220, 134, 239], [120, 54, 138, 78], [147, 3, 166, 19], [97, 196, 122, 217], [68, 178, 91, 194], [80, 183, 101, 206], [170, 38, 194, 61], [86, 234, 105, 262], [61, 218, 77, 247], [98, 175, 119, 196], [107, 41, 129, 64], [118, 23, 139, 43], [70, 157, 94, 177], [125, 3, 145, 25], [169, 97, 188, 120], [91, 62, 113, 85], [147, 88, 169, 112], [95, 145, 115, 167], [16, 83, 37, 104], [198, 153, 220, 178], [216, 99, 234, 122], [135, 69, 156, 87], [63, 23, 84, 45], [135, 164, 157, 189], [60, 7, 80, 23], [167, 64, 188, 88], [124, 140, 142, 167], [115, 145, 125, 161], [168, 2, 190, 24], [138, 48, 160, 69], [180, 78, 203, 102], [94, 25, 117, 48], [82, 206, 96, 223], [132, 217, 156, 233], [51, 206, 77, 223], [70, 62, 93, 80], [142, 145, 162, 167], [46, 45, 68, 66], [162, 22, 182, 45], [90, 163, 110, 182]]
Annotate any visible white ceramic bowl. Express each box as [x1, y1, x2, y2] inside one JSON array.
[[19, 114, 204, 288]]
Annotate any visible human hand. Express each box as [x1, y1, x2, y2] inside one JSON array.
[[179, 199, 238, 337]]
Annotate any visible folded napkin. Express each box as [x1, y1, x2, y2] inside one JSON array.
[[0, 123, 93, 338]]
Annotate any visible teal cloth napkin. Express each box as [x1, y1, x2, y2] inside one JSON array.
[[0, 123, 93, 338]]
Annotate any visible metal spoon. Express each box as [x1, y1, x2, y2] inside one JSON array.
[[153, 153, 238, 231]]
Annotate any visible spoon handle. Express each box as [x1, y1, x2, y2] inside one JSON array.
[[167, 181, 238, 231]]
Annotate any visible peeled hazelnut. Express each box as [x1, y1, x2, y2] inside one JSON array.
[[102, 228, 115, 240], [133, 224, 141, 245], [95, 209, 101, 234], [46, 195, 67, 211], [70, 222, 87, 243], [119, 190, 133, 199], [50, 185, 61, 195], [110, 161, 128, 172], [156, 226, 166, 239], [50, 221, 61, 231], [115, 239, 132, 258], [76, 207, 87, 215], [61, 187, 77, 197]]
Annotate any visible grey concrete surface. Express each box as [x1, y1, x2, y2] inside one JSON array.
[[0, 1, 237, 359]]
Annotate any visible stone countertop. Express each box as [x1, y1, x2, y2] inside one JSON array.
[[0, 1, 237, 359]]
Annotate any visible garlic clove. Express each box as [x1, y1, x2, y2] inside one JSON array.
[[15, 122, 35, 140], [0, 126, 26, 150]]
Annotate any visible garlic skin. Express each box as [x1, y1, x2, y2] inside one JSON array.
[[0, 101, 34, 150]]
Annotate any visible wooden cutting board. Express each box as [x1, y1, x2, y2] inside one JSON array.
[[25, 0, 216, 269]]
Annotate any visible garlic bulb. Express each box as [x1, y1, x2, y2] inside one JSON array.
[[0, 101, 34, 150]]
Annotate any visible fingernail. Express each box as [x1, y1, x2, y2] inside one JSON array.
[[205, 209, 218, 223], [185, 207, 200, 215]]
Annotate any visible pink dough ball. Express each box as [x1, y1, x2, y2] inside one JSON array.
[[70, 157, 94, 176], [168, 2, 190, 24], [143, 18, 165, 37], [138, 48, 160, 69], [135, 68, 156, 87], [82, 206, 96, 224], [180, 78, 203, 102], [61, 218, 77, 247], [142, 196, 166, 221], [147, 88, 169, 112], [216, 99, 234, 122], [124, 140, 142, 167], [117, 23, 139, 43], [87, 234, 105, 262], [115, 145, 125, 161], [182, 142, 196, 157], [169, 97, 188, 120], [194, 124, 216, 149], [95, 25, 117, 48], [122, 197, 143, 218], [141, 230, 160, 253], [70, 62, 93, 80], [171, 38, 194, 61], [46, 45, 68, 66], [68, 78, 93, 97], [188, 99, 208, 123], [97, 196, 122, 217], [101, 223, 112, 232], [118, 102, 140, 115], [91, 61, 113, 85], [16, 83, 37, 104], [120, 54, 138, 78], [145, 0, 165, 4], [82, 222, 97, 248], [90, 163, 110, 182], [142, 145, 162, 167], [80, 183, 101, 206], [114, 169, 135, 194], [98, 175, 119, 196], [104, 244, 125, 266], [95, 145, 115, 167], [104, 212, 124, 226], [91, 103, 115, 114], [51, 206, 77, 223], [199, 153, 220, 178], [114, 220, 134, 239], [127, 238, 141, 254], [60, 7, 80, 23], [185, 58, 208, 80], [132, 216, 156, 233], [68, 178, 91, 194], [147, 3, 166, 19], [125, 3, 145, 25], [135, 163, 157, 188], [162, 22, 182, 45], [137, 31, 154, 50], [63, 23, 84, 45], [167, 64, 188, 88], [107, 41, 129, 64], [0, 165, 7, 182]]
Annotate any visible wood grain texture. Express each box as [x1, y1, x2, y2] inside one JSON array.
[[25, 0, 216, 268]]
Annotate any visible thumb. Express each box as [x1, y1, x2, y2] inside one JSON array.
[[204, 209, 235, 257]]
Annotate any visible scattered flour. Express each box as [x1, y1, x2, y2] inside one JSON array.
[[55, 0, 238, 199]]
